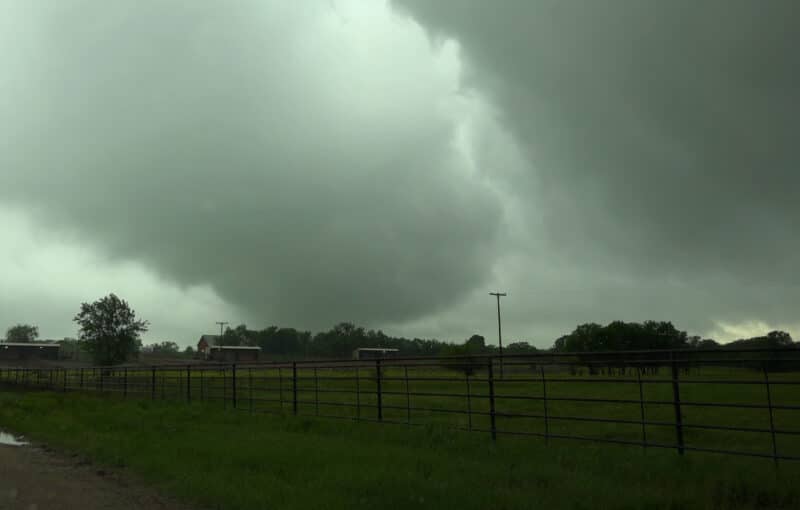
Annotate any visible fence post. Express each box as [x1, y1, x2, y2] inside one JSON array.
[[404, 366, 411, 425], [637, 366, 648, 449], [151, 367, 156, 400], [222, 368, 227, 409], [488, 358, 497, 441], [200, 368, 204, 402], [314, 367, 319, 416], [376, 359, 383, 422], [186, 365, 192, 403], [231, 364, 238, 409], [355, 367, 361, 420], [671, 360, 685, 455], [278, 367, 284, 410], [465, 372, 472, 431], [292, 362, 298, 415], [248, 368, 253, 414], [540, 366, 549, 443], [79, 368, 84, 390], [123, 368, 128, 399], [763, 364, 779, 466]]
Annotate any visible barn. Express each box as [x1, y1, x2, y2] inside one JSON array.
[[197, 335, 219, 357], [0, 342, 60, 361]]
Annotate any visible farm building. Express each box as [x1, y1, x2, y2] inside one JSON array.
[[208, 345, 261, 363], [0, 342, 60, 361], [352, 348, 399, 360], [196, 334, 220, 357]]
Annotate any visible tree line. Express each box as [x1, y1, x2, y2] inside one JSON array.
[[551, 320, 794, 353], [215, 322, 539, 360], [212, 319, 796, 359], [3, 292, 796, 366]]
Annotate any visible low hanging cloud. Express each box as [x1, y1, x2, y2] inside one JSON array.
[[0, 1, 506, 332], [0, 205, 238, 342], [392, 0, 800, 339]]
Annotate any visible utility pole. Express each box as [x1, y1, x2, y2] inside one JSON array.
[[489, 292, 507, 379], [215, 321, 229, 337]]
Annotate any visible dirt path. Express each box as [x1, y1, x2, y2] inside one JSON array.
[[0, 443, 194, 510]]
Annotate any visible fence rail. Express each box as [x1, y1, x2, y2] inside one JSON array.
[[1, 348, 799, 465]]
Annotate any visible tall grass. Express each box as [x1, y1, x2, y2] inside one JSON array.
[[0, 390, 798, 509]]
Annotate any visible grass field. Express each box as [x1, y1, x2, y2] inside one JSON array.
[[0, 389, 799, 509], [11, 361, 796, 461]]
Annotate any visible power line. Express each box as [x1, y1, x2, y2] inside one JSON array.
[[215, 321, 229, 337]]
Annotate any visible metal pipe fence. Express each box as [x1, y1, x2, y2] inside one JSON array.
[[1, 348, 799, 464]]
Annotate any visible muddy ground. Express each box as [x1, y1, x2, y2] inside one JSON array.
[[0, 442, 194, 510]]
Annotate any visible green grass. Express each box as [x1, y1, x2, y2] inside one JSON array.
[[23, 363, 797, 460], [0, 389, 799, 509]]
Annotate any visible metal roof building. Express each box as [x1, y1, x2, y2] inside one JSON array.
[[0, 342, 60, 361]]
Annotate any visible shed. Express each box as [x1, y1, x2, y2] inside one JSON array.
[[352, 348, 400, 360], [0, 342, 60, 361]]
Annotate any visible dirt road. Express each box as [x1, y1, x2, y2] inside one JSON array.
[[0, 442, 193, 510]]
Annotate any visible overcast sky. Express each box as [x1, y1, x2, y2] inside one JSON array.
[[1, 1, 797, 347]]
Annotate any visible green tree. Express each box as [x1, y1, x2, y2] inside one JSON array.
[[221, 324, 254, 346], [505, 341, 538, 354], [552, 321, 691, 352], [440, 335, 489, 376], [5, 324, 39, 343], [143, 341, 180, 356], [73, 293, 148, 365], [464, 334, 486, 352], [766, 330, 793, 346]]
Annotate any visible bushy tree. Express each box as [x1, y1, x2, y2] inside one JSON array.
[[726, 330, 794, 349], [5, 324, 39, 343], [505, 341, 539, 354], [552, 321, 691, 352], [688, 336, 720, 349], [440, 334, 490, 376], [73, 293, 148, 365], [220, 324, 255, 346], [465, 334, 486, 351], [142, 341, 181, 356]]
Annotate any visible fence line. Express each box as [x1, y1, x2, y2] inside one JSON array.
[[1, 348, 799, 465]]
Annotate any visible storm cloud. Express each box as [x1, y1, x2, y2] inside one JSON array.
[[0, 1, 505, 333], [392, 0, 800, 339], [1, 1, 798, 345]]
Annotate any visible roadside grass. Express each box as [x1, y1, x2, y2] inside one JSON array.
[[0, 390, 799, 509]]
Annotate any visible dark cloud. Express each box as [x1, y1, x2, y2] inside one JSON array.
[[393, 0, 800, 333], [0, 2, 504, 330], [2, 1, 798, 345]]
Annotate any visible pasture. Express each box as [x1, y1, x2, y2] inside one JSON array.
[[3, 353, 799, 462]]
